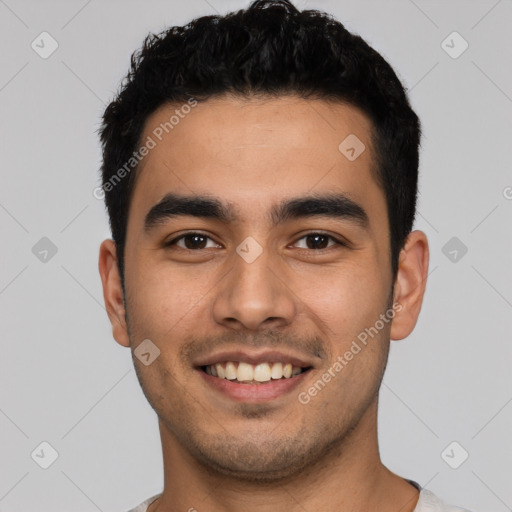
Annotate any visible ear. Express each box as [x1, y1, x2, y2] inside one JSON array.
[[98, 239, 130, 347], [390, 230, 429, 341]]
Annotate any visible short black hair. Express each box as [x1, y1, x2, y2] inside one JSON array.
[[98, 0, 421, 289]]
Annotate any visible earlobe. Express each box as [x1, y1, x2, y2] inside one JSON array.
[[390, 230, 429, 341], [98, 239, 131, 347]]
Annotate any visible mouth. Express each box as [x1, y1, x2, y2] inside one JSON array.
[[194, 350, 316, 402], [201, 361, 312, 384]]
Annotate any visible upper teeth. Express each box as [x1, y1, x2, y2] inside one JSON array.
[[205, 361, 304, 382]]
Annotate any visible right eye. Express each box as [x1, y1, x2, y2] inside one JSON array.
[[165, 232, 221, 250]]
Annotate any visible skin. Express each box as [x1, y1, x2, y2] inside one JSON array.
[[99, 95, 429, 512]]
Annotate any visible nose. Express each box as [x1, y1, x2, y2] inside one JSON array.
[[212, 243, 297, 332]]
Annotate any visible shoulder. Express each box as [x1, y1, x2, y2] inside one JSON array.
[[415, 489, 473, 512], [124, 493, 162, 512]]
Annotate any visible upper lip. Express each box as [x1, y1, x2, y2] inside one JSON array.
[[193, 348, 319, 369]]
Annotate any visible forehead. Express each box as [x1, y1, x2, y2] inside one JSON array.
[[128, 95, 384, 228]]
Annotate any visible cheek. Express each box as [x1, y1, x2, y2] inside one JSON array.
[[290, 260, 387, 337], [125, 258, 199, 336]]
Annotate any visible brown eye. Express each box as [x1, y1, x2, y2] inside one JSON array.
[[294, 233, 344, 250], [166, 233, 219, 250]]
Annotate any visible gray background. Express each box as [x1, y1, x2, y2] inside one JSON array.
[[0, 0, 511, 511]]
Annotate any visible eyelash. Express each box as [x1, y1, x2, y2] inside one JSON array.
[[165, 231, 347, 251]]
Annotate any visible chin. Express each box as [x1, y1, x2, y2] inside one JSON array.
[[187, 431, 342, 484]]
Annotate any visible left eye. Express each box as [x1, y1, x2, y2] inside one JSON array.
[[293, 233, 343, 250]]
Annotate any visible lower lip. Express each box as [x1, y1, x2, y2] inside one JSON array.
[[198, 369, 309, 402]]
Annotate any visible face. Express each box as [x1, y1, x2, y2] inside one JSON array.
[[101, 95, 418, 482]]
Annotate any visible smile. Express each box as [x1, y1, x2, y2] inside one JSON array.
[[202, 361, 309, 384], [195, 349, 317, 401]]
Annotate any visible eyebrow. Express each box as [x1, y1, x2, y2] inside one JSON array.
[[143, 192, 369, 233]]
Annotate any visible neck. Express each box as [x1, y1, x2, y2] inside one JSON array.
[[149, 400, 419, 512]]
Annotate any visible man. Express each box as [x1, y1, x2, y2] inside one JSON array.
[[97, 1, 471, 511]]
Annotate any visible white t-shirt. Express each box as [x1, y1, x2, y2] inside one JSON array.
[[125, 482, 472, 512]]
